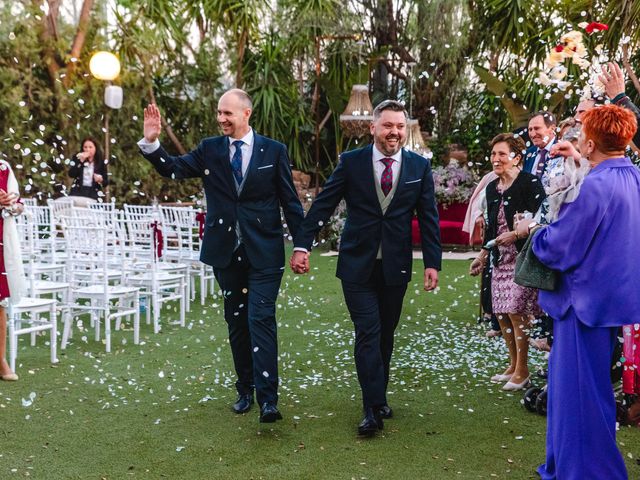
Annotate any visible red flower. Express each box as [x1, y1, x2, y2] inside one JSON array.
[[555, 45, 564, 52], [585, 22, 609, 34]]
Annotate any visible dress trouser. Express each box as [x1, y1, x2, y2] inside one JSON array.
[[537, 307, 627, 480], [341, 260, 407, 408], [213, 245, 283, 406]]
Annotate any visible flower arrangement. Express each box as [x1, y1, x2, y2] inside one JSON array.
[[538, 21, 609, 98], [432, 163, 476, 206]]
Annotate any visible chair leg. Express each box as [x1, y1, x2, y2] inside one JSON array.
[[92, 300, 100, 341], [180, 281, 186, 327], [31, 312, 37, 346], [50, 306, 58, 364], [105, 313, 111, 353], [133, 295, 140, 345], [153, 294, 160, 334], [61, 308, 71, 350], [200, 267, 206, 306]]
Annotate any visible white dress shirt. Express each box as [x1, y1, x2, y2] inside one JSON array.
[[137, 128, 255, 177], [82, 162, 94, 187], [372, 146, 402, 185]]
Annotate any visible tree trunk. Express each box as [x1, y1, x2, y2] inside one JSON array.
[[65, 0, 95, 87], [235, 28, 248, 88]]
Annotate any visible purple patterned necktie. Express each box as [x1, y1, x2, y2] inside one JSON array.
[[231, 140, 244, 184], [535, 148, 548, 178], [380, 157, 394, 196]]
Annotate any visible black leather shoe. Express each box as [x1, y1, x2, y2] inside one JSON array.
[[358, 407, 383, 436], [232, 394, 254, 414], [259, 402, 283, 423], [379, 404, 393, 419]]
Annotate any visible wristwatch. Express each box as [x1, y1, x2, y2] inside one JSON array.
[[527, 221, 538, 234]]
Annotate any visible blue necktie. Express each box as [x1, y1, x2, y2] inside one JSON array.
[[231, 140, 243, 184]]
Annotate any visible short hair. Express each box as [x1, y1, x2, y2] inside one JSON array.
[[373, 100, 408, 120], [490, 133, 526, 165], [226, 88, 253, 109], [529, 110, 556, 127], [581, 104, 638, 153]]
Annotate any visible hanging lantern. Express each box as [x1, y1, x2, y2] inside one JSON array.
[[339, 84, 374, 138], [405, 118, 430, 157]]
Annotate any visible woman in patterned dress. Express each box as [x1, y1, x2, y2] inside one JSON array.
[[470, 133, 546, 391], [0, 159, 25, 381]]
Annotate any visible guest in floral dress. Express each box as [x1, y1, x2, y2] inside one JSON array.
[[0, 159, 25, 381], [470, 133, 546, 391]]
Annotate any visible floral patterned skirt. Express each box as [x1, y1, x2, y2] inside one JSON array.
[[491, 202, 541, 316]]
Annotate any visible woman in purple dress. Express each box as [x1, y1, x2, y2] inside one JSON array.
[[516, 104, 639, 479], [470, 133, 546, 391]]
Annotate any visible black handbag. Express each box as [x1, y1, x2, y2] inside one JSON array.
[[514, 227, 557, 291]]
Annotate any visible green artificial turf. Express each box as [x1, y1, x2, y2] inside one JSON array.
[[1, 255, 639, 479]]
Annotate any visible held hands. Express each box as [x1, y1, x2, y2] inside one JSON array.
[[424, 268, 438, 291], [550, 140, 581, 162], [143, 104, 163, 143], [598, 62, 625, 99], [289, 251, 310, 274], [0, 188, 18, 208]]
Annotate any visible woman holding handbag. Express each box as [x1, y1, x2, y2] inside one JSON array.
[[470, 133, 545, 391]]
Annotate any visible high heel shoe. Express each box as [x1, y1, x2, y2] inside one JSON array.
[[502, 377, 531, 391], [490, 373, 513, 383], [0, 373, 19, 381]]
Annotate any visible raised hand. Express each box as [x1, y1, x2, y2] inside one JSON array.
[[289, 251, 309, 274], [550, 140, 581, 161], [599, 62, 626, 99], [143, 104, 162, 143]]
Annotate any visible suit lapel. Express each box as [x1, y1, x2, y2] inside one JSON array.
[[217, 137, 238, 198], [239, 133, 264, 196], [360, 145, 383, 214]]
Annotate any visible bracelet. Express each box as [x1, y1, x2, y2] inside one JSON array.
[[612, 93, 627, 104], [513, 230, 519, 240]]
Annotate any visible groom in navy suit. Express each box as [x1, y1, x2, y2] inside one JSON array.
[[139, 89, 304, 423], [290, 100, 441, 436]]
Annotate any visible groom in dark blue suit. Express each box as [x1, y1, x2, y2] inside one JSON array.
[[139, 90, 304, 423], [291, 100, 441, 436]]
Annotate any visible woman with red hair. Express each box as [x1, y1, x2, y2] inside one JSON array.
[[516, 105, 639, 479]]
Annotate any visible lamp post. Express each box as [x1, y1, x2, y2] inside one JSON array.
[[89, 51, 122, 201]]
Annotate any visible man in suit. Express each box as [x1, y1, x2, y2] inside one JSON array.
[[290, 100, 441, 436], [523, 111, 558, 177], [138, 89, 304, 423]]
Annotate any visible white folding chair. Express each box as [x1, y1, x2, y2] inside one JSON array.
[[160, 205, 215, 305], [62, 223, 140, 352], [7, 297, 58, 372], [121, 215, 187, 334]]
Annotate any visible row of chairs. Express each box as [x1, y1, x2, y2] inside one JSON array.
[[7, 200, 216, 371]]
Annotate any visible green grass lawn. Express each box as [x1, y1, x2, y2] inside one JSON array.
[[2, 255, 639, 479]]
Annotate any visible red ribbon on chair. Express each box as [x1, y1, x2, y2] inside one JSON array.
[[151, 221, 163, 259], [195, 211, 206, 240]]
